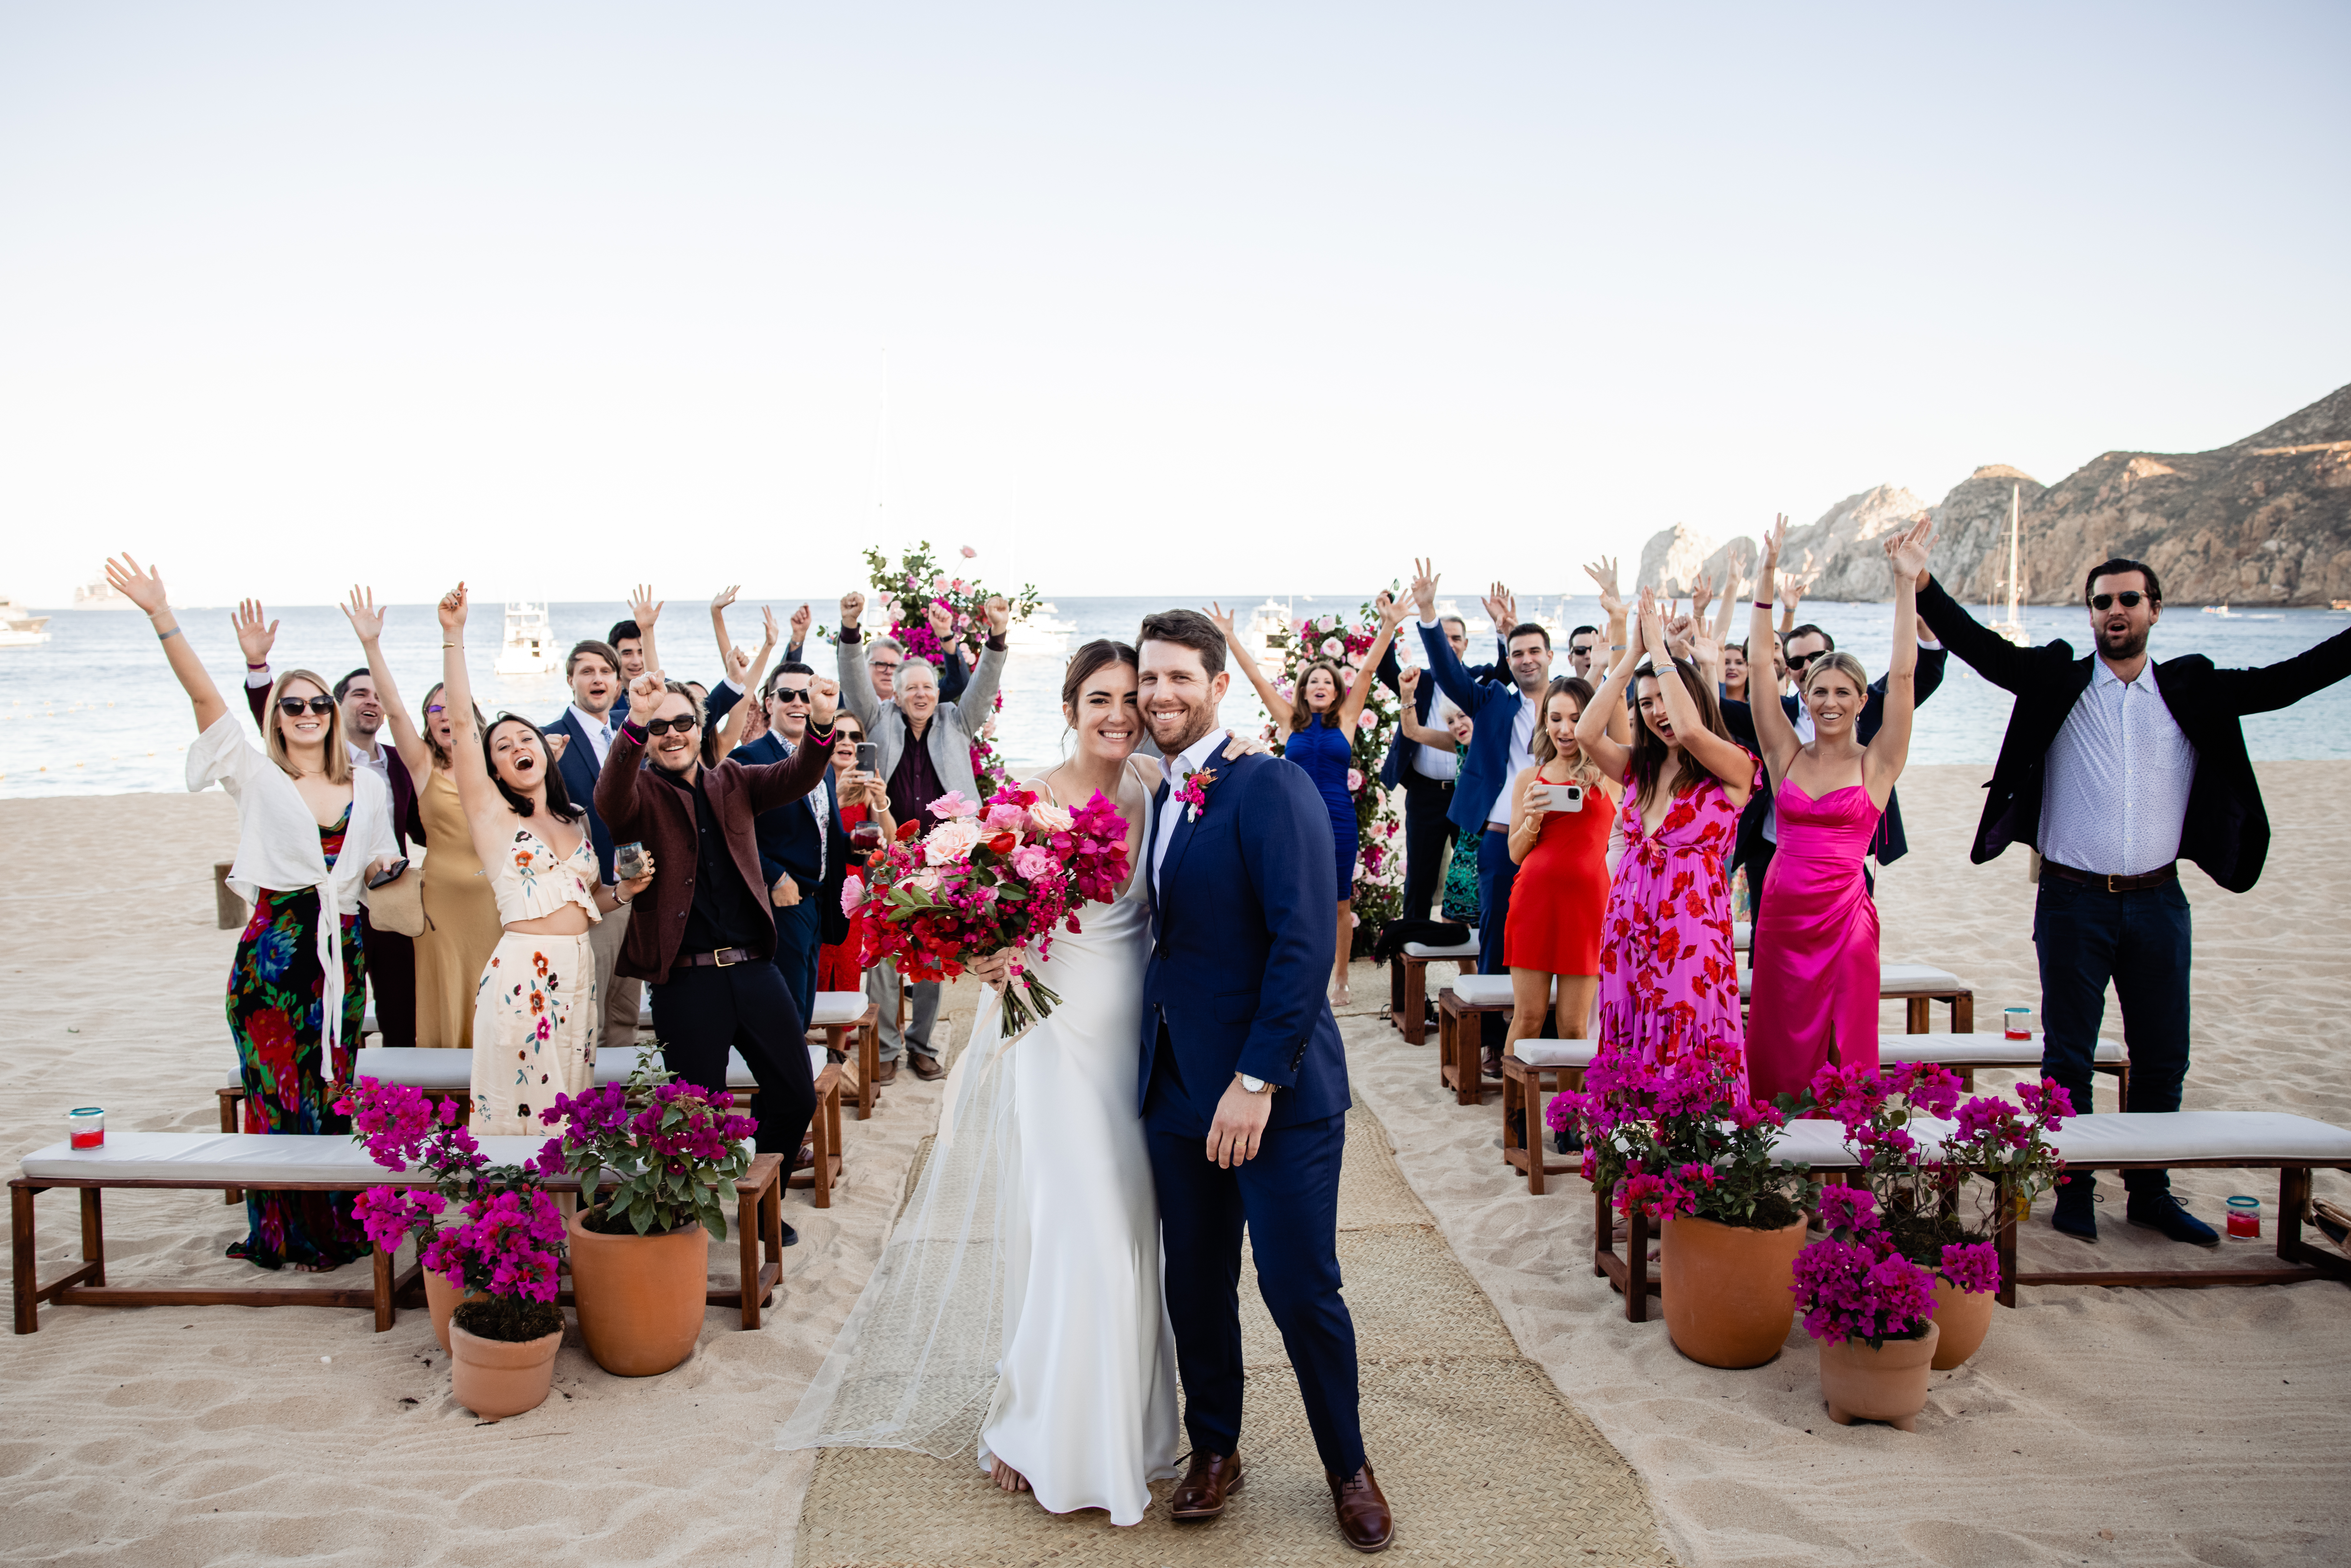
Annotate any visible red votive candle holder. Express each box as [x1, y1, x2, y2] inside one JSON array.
[[67, 1107, 104, 1150], [2225, 1196, 2261, 1240], [2003, 1007, 2032, 1040]]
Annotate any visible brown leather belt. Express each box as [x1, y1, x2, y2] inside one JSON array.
[[2043, 859, 2178, 893], [681, 947, 756, 967], [1484, 824, 1511, 835]]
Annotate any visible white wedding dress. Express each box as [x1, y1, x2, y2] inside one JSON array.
[[779, 778, 1180, 1526]]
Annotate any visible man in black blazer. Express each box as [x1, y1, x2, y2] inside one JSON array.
[[730, 662, 837, 1028], [1718, 613, 1949, 912], [547, 639, 637, 1047], [1920, 557, 2351, 1246]]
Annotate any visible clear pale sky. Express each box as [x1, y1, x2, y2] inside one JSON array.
[[3, 1, 2345, 606]]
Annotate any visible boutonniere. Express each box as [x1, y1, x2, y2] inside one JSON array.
[[1174, 768, 1217, 822]]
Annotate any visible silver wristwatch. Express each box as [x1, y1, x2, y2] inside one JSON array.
[[1239, 1075, 1270, 1095]]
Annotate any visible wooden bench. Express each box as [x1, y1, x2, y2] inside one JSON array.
[[11, 1133, 785, 1336], [786, 1064, 846, 1208], [811, 991, 883, 1119], [1392, 939, 1479, 1045], [1500, 1053, 1582, 1194], [1435, 976, 1553, 1105]]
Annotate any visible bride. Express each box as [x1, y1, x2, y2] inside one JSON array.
[[780, 638, 1256, 1526]]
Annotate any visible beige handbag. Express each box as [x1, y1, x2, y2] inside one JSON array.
[[367, 860, 427, 937]]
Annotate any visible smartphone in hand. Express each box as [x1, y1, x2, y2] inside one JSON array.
[[1542, 783, 1585, 814]]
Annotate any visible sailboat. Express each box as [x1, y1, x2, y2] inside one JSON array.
[[1987, 485, 2030, 646], [1007, 603, 1076, 653], [492, 601, 558, 675]]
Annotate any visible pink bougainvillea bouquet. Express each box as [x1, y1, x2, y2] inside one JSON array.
[[847, 781, 1132, 1031]]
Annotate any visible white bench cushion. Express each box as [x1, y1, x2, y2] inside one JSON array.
[[1402, 940, 1481, 961], [809, 991, 868, 1028], [2046, 1111, 2351, 1166], [1738, 962, 1967, 1000], [1512, 1040, 1595, 1068], [348, 1045, 762, 1092], [1511, 1032, 2126, 1074], [20, 1130, 558, 1186], [1446, 975, 1553, 1008], [1733, 921, 1752, 952]]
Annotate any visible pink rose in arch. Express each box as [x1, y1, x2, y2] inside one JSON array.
[[1346, 768, 1364, 794], [959, 545, 977, 558]]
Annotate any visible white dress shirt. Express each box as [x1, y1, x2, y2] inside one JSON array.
[[1152, 729, 1229, 896], [1411, 743, 1458, 783], [2039, 658, 2197, 876], [568, 704, 618, 768], [1485, 692, 1538, 829]]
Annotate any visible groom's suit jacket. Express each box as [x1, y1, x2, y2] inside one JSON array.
[[1140, 750, 1350, 1137]]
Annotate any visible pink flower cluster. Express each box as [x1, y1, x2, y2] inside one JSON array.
[[539, 1067, 759, 1239], [424, 1187, 568, 1303], [1548, 1044, 1802, 1227], [849, 781, 1130, 1030], [1789, 1192, 1941, 1347]]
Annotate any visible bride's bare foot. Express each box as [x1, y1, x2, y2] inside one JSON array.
[[989, 1458, 1031, 1495], [1331, 983, 1352, 1009]]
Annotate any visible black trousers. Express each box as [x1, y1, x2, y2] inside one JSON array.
[[1398, 775, 1455, 924], [362, 909, 416, 1049], [649, 960, 817, 1158]]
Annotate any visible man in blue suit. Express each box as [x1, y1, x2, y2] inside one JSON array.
[[1134, 608, 1392, 1554], [1408, 560, 1558, 1070], [729, 662, 836, 1027], [1375, 594, 1508, 920], [546, 638, 638, 1047]]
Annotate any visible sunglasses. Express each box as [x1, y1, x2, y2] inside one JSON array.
[[835, 730, 864, 744], [771, 687, 813, 705], [1786, 651, 1820, 669], [2089, 591, 2150, 611], [641, 715, 700, 736], [277, 696, 337, 716]]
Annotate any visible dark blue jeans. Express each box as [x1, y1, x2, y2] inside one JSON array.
[[1475, 827, 1520, 1050], [2033, 874, 2193, 1194]]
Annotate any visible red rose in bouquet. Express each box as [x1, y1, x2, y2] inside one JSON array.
[[847, 782, 1131, 1031]]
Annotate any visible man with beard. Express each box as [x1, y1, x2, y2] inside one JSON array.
[[596, 667, 839, 1240], [1919, 556, 2351, 1247]]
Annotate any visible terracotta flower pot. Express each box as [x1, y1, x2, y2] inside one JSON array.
[[422, 1267, 488, 1354], [449, 1322, 562, 1420], [1819, 1320, 1940, 1430], [566, 1205, 711, 1377], [1659, 1213, 1810, 1369], [1929, 1279, 1995, 1370]]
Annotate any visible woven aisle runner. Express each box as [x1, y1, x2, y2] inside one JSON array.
[[795, 1100, 1673, 1566]]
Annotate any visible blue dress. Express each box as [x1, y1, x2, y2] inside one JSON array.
[[1286, 715, 1359, 899]]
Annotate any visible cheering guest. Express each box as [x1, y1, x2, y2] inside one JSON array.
[[546, 638, 642, 1048], [110, 555, 395, 1272], [343, 608, 500, 1051], [1565, 626, 1598, 681], [836, 588, 1010, 1080], [732, 663, 837, 1027], [595, 666, 837, 1201], [1742, 518, 1929, 1108], [437, 588, 645, 1131], [1213, 592, 1409, 1005], [1576, 589, 1758, 1082], [1373, 593, 1507, 921], [238, 597, 424, 1048], [1499, 677, 1617, 1076], [815, 714, 896, 997], [1919, 552, 2351, 1246]]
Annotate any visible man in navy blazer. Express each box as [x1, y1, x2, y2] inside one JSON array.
[[546, 639, 638, 1047], [730, 662, 836, 1026], [1375, 599, 1506, 920], [1133, 609, 1391, 1552], [1409, 562, 1557, 1064]]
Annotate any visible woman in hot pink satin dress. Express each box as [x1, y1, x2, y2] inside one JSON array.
[[1743, 511, 1934, 1107]]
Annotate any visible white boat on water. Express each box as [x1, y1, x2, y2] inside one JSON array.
[[2202, 602, 2234, 618], [0, 597, 52, 648], [1007, 602, 1076, 654], [1987, 484, 2031, 647], [492, 601, 558, 675], [1243, 598, 1294, 666]]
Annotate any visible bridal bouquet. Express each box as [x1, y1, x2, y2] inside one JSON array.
[[847, 782, 1131, 1031]]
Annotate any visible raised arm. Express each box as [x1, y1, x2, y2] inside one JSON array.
[[233, 598, 278, 731], [2202, 619, 2351, 715], [783, 602, 812, 668], [714, 605, 777, 755], [1584, 555, 1636, 746], [1916, 573, 2041, 692], [628, 584, 664, 675], [1575, 605, 1644, 785], [1408, 558, 1486, 712], [1209, 602, 1292, 726], [434, 586, 511, 868], [833, 591, 883, 732], [1638, 591, 1753, 809], [105, 555, 229, 733], [1746, 518, 1802, 780], [956, 596, 1009, 728], [708, 585, 743, 679], [1863, 519, 1929, 807], [1336, 594, 1410, 729], [341, 587, 435, 780]]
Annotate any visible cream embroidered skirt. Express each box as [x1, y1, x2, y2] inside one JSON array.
[[469, 930, 599, 1135]]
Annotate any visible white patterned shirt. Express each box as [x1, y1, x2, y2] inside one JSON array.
[[2039, 658, 2197, 876]]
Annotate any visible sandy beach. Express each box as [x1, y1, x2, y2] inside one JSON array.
[[4, 765, 2350, 1565]]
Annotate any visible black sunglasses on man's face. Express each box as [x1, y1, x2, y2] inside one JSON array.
[[771, 686, 813, 705], [2088, 591, 2150, 611], [641, 715, 700, 736]]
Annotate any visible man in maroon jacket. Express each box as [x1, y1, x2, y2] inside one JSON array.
[[595, 667, 838, 1237]]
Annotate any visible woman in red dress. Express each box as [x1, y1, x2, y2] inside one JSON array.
[[1500, 675, 1620, 1066]]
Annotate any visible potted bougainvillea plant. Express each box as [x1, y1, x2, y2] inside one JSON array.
[[538, 1060, 757, 1378], [1802, 1061, 2070, 1372], [340, 1078, 567, 1419], [1552, 1045, 1813, 1368]]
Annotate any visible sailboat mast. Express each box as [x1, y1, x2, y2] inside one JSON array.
[[2006, 483, 2021, 624]]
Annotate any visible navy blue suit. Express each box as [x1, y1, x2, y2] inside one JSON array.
[[1141, 749, 1362, 1477], [1419, 620, 1539, 1048], [546, 708, 620, 883], [1374, 636, 1499, 921], [730, 731, 835, 1024]]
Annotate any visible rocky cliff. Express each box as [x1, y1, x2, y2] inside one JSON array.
[[1630, 382, 2351, 606]]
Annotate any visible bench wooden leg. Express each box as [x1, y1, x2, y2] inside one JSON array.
[[1437, 1006, 1455, 1090], [1526, 1071, 1549, 1196], [79, 1189, 104, 1287], [1625, 1207, 1652, 1322], [373, 1245, 395, 1332], [1951, 992, 1973, 1033], [1401, 960, 1428, 1046], [12, 1184, 35, 1335], [218, 1088, 244, 1206], [1906, 997, 1928, 1033], [859, 1017, 879, 1120], [1995, 1173, 2019, 1308], [737, 1179, 761, 1329]]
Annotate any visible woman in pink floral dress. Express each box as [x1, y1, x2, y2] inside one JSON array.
[[1574, 589, 1761, 1089]]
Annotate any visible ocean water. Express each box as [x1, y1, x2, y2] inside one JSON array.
[[6, 595, 2351, 799]]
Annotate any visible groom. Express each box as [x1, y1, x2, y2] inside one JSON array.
[[1134, 609, 1394, 1554]]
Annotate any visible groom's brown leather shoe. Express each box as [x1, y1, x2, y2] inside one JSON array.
[[1327, 1463, 1393, 1552], [1170, 1450, 1243, 1521]]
